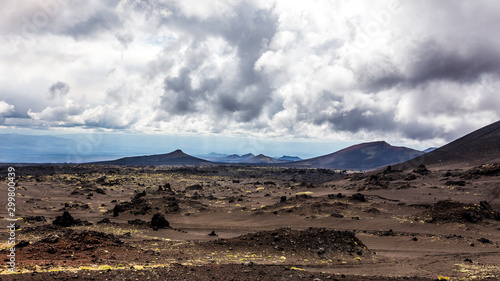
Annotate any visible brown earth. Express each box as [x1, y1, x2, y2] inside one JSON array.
[[1, 164, 499, 280]]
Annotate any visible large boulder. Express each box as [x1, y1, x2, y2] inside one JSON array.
[[151, 213, 170, 231]]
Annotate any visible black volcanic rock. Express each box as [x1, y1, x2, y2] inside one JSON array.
[[151, 213, 170, 231], [286, 141, 423, 170], [53, 211, 75, 227], [413, 164, 430, 175], [91, 149, 214, 166], [53, 211, 87, 227], [349, 193, 367, 202]]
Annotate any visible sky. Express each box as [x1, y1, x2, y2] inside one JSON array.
[[1, 0, 500, 159]]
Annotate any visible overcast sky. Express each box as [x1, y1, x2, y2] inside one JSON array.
[[1, 0, 499, 154]]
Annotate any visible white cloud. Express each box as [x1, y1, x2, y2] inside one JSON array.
[[0, 0, 499, 149], [0, 101, 15, 122]]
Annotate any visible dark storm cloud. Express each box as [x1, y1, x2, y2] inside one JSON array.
[[406, 42, 500, 84], [161, 68, 221, 114], [314, 106, 449, 141], [313, 107, 396, 134], [218, 94, 241, 112], [157, 2, 277, 122], [47, 81, 70, 99], [363, 42, 500, 92]]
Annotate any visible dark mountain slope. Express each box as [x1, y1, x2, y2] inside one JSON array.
[[91, 150, 213, 166], [286, 141, 424, 170], [395, 120, 500, 169]]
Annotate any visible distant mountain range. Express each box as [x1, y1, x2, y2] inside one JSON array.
[[90, 141, 424, 169], [205, 153, 255, 163], [283, 141, 424, 170], [3, 120, 499, 169], [245, 154, 287, 164], [196, 153, 302, 164]]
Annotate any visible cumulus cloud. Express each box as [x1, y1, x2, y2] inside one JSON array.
[[0, 100, 15, 123], [1, 0, 500, 148]]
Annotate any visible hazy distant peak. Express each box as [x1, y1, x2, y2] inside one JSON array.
[[423, 147, 437, 153], [278, 156, 302, 162]]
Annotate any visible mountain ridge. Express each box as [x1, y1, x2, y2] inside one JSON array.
[[284, 141, 424, 170], [394, 120, 500, 169], [91, 149, 214, 166]]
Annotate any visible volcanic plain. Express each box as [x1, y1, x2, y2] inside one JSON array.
[[0, 162, 499, 280]]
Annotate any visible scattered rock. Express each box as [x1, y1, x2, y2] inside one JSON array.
[[364, 175, 388, 189], [41, 234, 60, 243], [328, 193, 345, 199], [151, 213, 170, 231], [112, 194, 179, 217], [461, 163, 500, 179], [423, 200, 499, 224], [317, 247, 326, 255], [97, 218, 111, 224], [477, 237, 491, 244], [383, 165, 393, 174], [128, 219, 148, 226], [53, 211, 86, 227], [95, 187, 106, 195], [23, 215, 47, 223], [404, 174, 417, 181], [413, 164, 430, 175], [158, 183, 172, 192], [15, 240, 30, 248], [133, 190, 147, 200], [445, 180, 466, 186], [364, 207, 380, 214], [211, 227, 369, 258], [280, 196, 287, 203], [349, 193, 366, 202], [113, 202, 129, 217], [192, 191, 202, 200], [186, 184, 204, 191], [330, 213, 344, 218], [479, 201, 493, 212]]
